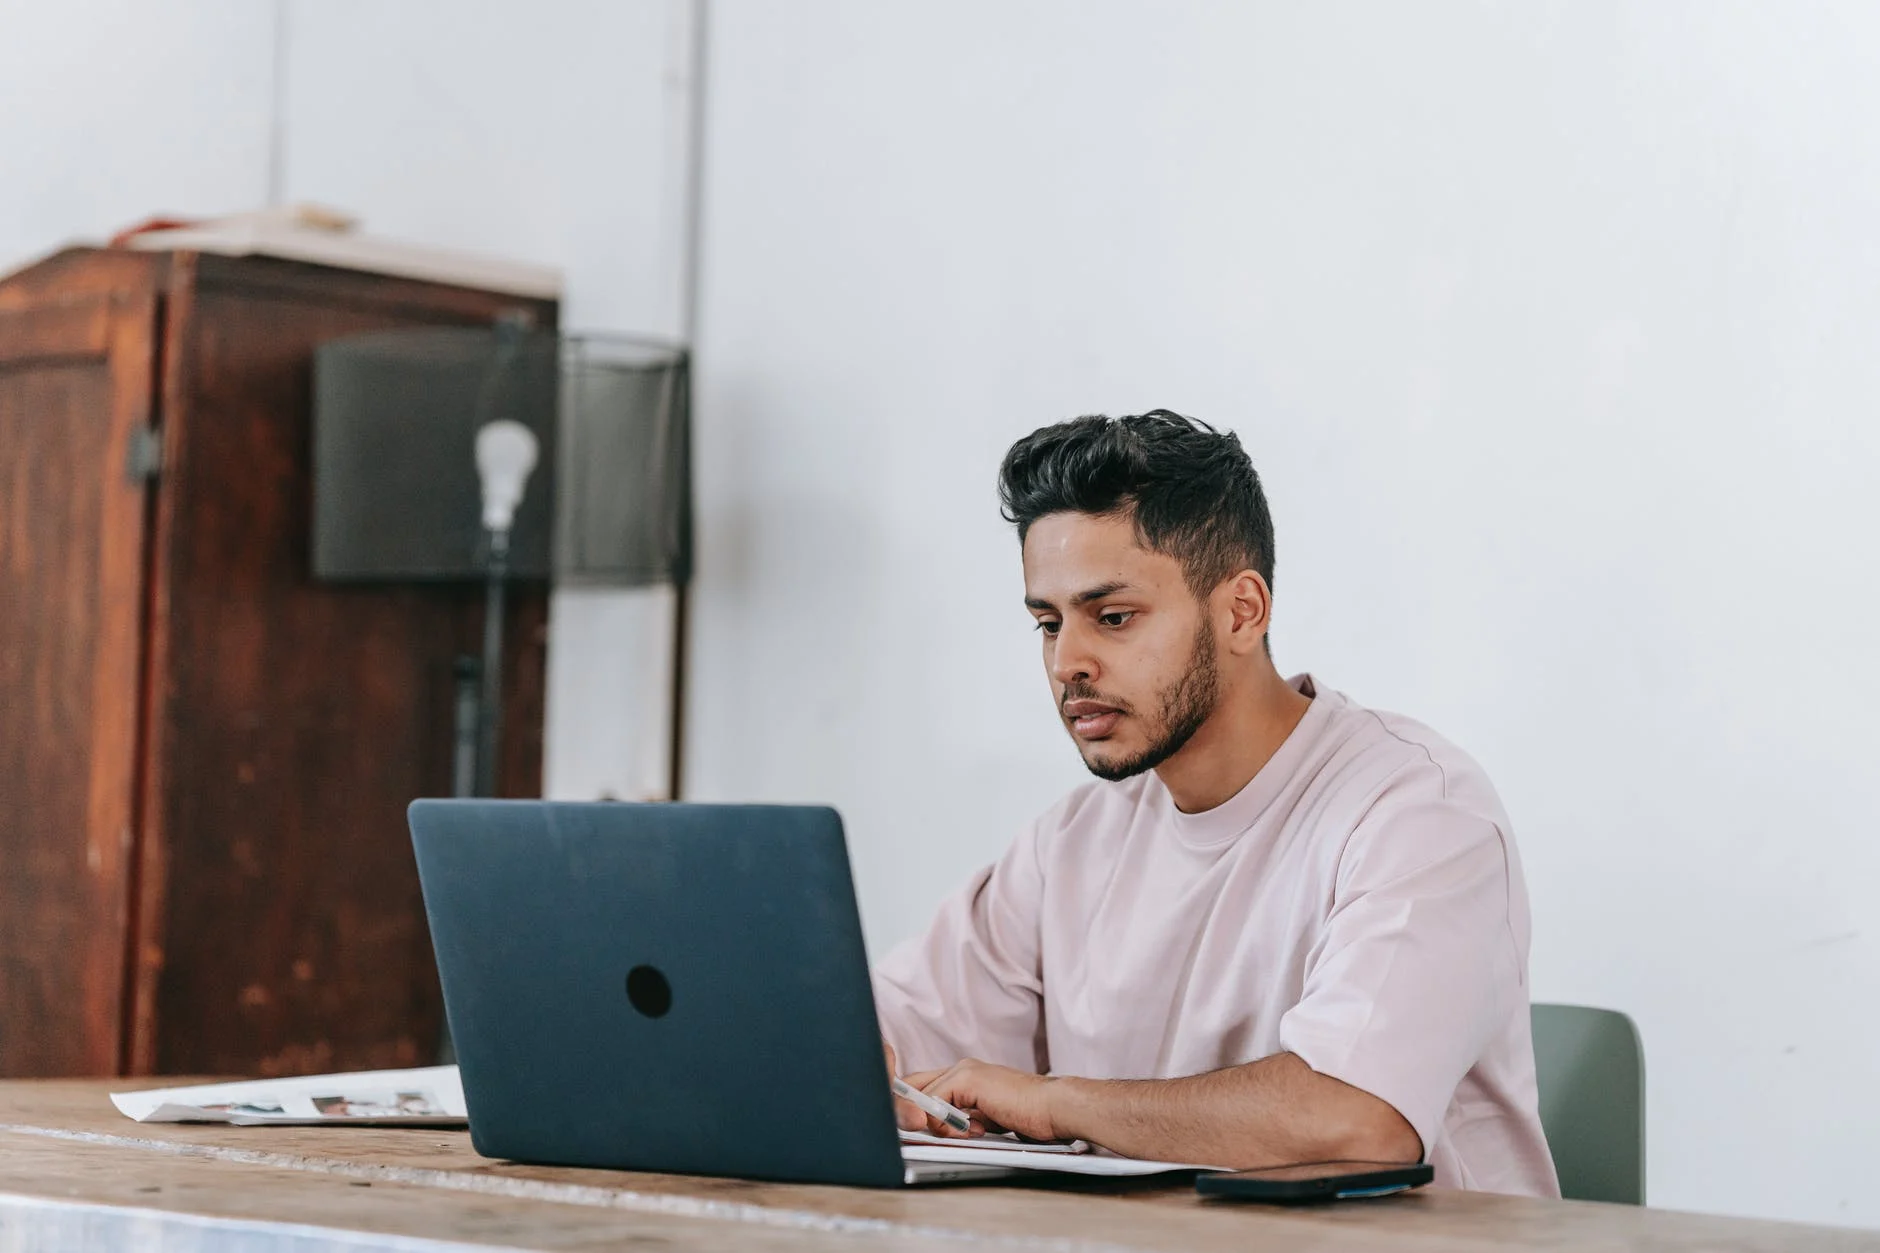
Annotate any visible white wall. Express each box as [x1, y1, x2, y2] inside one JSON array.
[[0, 0, 275, 272], [687, 0, 1880, 1228]]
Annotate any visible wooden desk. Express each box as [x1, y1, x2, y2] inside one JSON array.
[[0, 1081, 1873, 1252]]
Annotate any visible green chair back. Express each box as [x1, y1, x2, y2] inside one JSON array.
[[1530, 1003, 1645, 1204]]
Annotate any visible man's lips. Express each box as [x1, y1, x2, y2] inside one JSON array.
[[1062, 699, 1123, 739]]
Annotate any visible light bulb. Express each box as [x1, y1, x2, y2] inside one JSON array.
[[474, 420, 539, 534]]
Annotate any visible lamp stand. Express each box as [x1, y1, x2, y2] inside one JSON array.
[[476, 527, 511, 798]]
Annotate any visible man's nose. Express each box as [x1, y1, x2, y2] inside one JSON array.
[[1051, 620, 1098, 687]]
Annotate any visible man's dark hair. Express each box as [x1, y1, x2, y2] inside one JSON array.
[[997, 409, 1276, 600]]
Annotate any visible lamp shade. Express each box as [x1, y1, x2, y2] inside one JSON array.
[[555, 335, 691, 586], [312, 328, 689, 586]]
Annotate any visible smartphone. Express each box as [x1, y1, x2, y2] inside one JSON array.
[[1195, 1160, 1434, 1203]]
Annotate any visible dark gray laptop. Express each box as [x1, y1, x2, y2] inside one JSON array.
[[408, 799, 1004, 1186]]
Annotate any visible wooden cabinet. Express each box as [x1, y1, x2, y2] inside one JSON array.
[[0, 248, 552, 1077]]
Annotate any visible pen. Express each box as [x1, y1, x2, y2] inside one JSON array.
[[892, 1077, 973, 1134]]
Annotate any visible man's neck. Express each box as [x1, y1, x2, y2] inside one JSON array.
[[1154, 668, 1313, 814]]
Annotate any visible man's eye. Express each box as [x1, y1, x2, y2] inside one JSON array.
[[1099, 612, 1133, 628], [1035, 620, 1061, 636]]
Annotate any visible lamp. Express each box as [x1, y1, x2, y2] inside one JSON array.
[[475, 419, 539, 536], [311, 323, 691, 799], [472, 418, 539, 798]]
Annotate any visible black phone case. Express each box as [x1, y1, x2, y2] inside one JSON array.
[[1195, 1162, 1434, 1203]]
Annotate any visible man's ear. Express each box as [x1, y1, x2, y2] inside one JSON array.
[[1219, 570, 1273, 657]]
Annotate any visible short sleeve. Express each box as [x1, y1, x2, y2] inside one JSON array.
[[871, 819, 1049, 1074], [1277, 799, 1521, 1156]]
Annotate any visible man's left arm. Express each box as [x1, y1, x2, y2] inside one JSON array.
[[906, 804, 1519, 1167], [903, 1049, 1418, 1166]]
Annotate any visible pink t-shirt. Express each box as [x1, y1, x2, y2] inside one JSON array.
[[874, 675, 1559, 1197]]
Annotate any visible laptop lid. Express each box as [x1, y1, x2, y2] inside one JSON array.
[[409, 800, 908, 1187]]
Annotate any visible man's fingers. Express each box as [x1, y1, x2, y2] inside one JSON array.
[[914, 1068, 980, 1137], [920, 1064, 1023, 1138], [893, 1096, 927, 1132], [919, 1067, 972, 1107], [892, 1066, 977, 1138]]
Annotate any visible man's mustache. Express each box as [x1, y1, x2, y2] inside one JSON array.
[[1060, 684, 1134, 715]]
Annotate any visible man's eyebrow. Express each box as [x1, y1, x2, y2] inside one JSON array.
[[1072, 581, 1132, 606], [1024, 582, 1132, 612]]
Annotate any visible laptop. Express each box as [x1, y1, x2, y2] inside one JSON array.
[[408, 799, 1010, 1186]]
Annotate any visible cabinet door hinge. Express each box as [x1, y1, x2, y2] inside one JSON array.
[[125, 425, 163, 483]]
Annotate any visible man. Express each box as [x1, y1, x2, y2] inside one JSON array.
[[874, 411, 1559, 1196]]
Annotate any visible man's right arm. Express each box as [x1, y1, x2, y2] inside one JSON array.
[[872, 818, 1051, 1080]]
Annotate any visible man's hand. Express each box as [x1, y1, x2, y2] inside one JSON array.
[[898, 1051, 1419, 1167], [902, 1059, 1059, 1142], [892, 1049, 1419, 1167]]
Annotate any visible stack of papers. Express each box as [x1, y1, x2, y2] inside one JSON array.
[[111, 1066, 467, 1127], [121, 205, 563, 299], [897, 1130, 1223, 1177], [897, 1130, 1086, 1153]]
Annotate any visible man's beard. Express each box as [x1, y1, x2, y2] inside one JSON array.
[[1070, 618, 1222, 782]]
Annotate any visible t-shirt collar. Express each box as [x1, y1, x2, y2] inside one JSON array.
[[1165, 672, 1329, 849]]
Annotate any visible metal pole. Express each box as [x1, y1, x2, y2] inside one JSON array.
[[451, 656, 480, 799], [477, 529, 509, 797]]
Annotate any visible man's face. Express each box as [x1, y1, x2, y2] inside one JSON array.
[[1022, 511, 1222, 781]]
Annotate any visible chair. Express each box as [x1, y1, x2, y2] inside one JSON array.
[[1530, 1003, 1646, 1204]]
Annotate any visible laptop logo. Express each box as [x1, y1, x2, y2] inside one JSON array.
[[625, 965, 673, 1018]]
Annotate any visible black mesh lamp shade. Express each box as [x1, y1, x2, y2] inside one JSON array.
[[555, 336, 691, 586], [312, 328, 690, 586]]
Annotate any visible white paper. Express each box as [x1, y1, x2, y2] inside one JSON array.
[[111, 1065, 466, 1126], [899, 1143, 1226, 1177], [897, 1130, 1086, 1154], [123, 213, 562, 299]]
